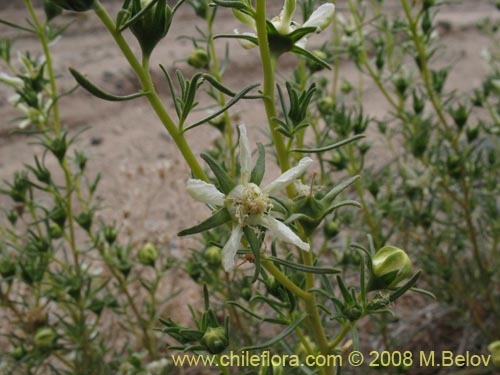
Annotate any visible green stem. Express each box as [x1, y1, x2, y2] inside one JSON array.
[[262, 259, 310, 301], [329, 323, 350, 350], [254, 0, 292, 178], [24, 0, 61, 134], [207, 19, 236, 176], [93, 1, 207, 181]]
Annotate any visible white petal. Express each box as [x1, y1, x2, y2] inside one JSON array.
[[259, 216, 310, 251], [222, 226, 243, 271], [238, 124, 252, 183], [234, 29, 258, 49], [275, 0, 296, 35], [0, 72, 23, 88], [263, 157, 314, 194], [295, 36, 308, 49], [303, 3, 335, 32], [186, 179, 225, 206]]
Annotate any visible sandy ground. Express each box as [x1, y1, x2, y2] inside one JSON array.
[[0, 0, 499, 371]]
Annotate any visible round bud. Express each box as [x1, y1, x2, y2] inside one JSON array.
[[488, 341, 500, 368], [323, 220, 340, 238], [317, 96, 335, 116], [371, 245, 412, 290], [187, 48, 210, 69], [306, 50, 328, 73], [201, 327, 228, 354], [49, 222, 63, 239], [204, 246, 222, 268], [137, 243, 158, 267], [0, 257, 16, 279], [34, 327, 57, 350]]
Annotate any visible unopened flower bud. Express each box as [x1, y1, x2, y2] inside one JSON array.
[[130, 0, 172, 57], [104, 226, 118, 245], [488, 341, 500, 368], [306, 50, 327, 73], [317, 96, 334, 116], [0, 257, 16, 279], [51, 0, 94, 12], [323, 220, 340, 238], [138, 243, 158, 267], [370, 245, 412, 290], [34, 327, 57, 350], [466, 123, 480, 143], [187, 48, 210, 69], [12, 345, 26, 361], [49, 222, 63, 239], [44, 0, 63, 20], [204, 246, 222, 268], [201, 327, 228, 354]]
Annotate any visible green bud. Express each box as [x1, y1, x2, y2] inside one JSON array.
[[340, 79, 353, 94], [421, 10, 432, 35], [323, 220, 340, 238], [34, 327, 57, 350], [75, 211, 93, 231], [370, 245, 412, 290], [49, 134, 68, 162], [367, 292, 391, 311], [12, 345, 27, 361], [204, 246, 222, 268], [317, 96, 335, 116], [130, 0, 172, 57], [449, 103, 469, 129], [293, 194, 325, 237], [488, 341, 500, 368], [343, 303, 362, 321], [189, 0, 209, 18], [104, 226, 118, 245], [306, 50, 327, 73], [393, 74, 409, 98], [6, 209, 18, 226], [201, 327, 228, 354], [137, 243, 158, 267], [466, 123, 480, 143], [412, 91, 425, 114], [241, 287, 252, 301], [186, 260, 203, 282], [446, 155, 463, 179], [51, 0, 94, 11], [44, 0, 63, 21], [187, 48, 210, 69], [0, 257, 16, 279], [422, 0, 435, 11], [49, 222, 63, 239]]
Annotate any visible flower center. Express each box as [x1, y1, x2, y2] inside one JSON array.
[[226, 183, 272, 226]]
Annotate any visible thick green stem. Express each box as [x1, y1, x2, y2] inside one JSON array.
[[254, 0, 292, 178], [24, 0, 61, 134], [93, 1, 207, 181]]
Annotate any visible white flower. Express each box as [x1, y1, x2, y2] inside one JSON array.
[[186, 124, 313, 271], [233, 1, 335, 50]]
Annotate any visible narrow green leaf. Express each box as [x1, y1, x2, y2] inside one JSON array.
[[200, 153, 236, 194], [159, 64, 181, 119], [69, 68, 147, 102], [225, 301, 264, 321], [250, 143, 266, 185], [409, 287, 436, 300], [389, 271, 421, 302], [290, 45, 331, 70], [240, 314, 307, 351], [268, 256, 340, 275], [214, 33, 258, 48], [183, 83, 260, 132], [322, 175, 360, 205], [288, 26, 317, 43], [118, 0, 160, 31], [0, 18, 35, 33], [202, 74, 261, 99], [291, 134, 365, 153], [177, 208, 231, 236], [243, 227, 262, 283]]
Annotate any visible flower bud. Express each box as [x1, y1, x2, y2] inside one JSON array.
[[306, 50, 327, 73], [488, 341, 500, 368], [6, 209, 18, 226], [204, 246, 222, 268], [317, 96, 335, 116], [76, 211, 93, 231], [49, 222, 63, 239], [201, 327, 228, 354], [130, 0, 172, 57], [104, 226, 118, 245], [187, 48, 210, 69], [466, 123, 480, 143], [370, 245, 412, 290], [34, 327, 57, 350], [44, 0, 63, 20], [323, 220, 340, 238], [51, 0, 94, 12], [12, 345, 26, 361], [343, 302, 362, 321], [0, 257, 16, 279], [137, 243, 158, 267]]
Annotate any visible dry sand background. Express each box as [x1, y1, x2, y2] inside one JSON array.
[[0, 0, 498, 370]]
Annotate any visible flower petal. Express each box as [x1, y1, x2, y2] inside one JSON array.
[[233, 9, 256, 30], [259, 216, 310, 251], [234, 29, 258, 49], [238, 124, 252, 183], [275, 0, 296, 35], [263, 157, 314, 194], [303, 3, 335, 32], [222, 226, 243, 271], [186, 179, 225, 206]]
